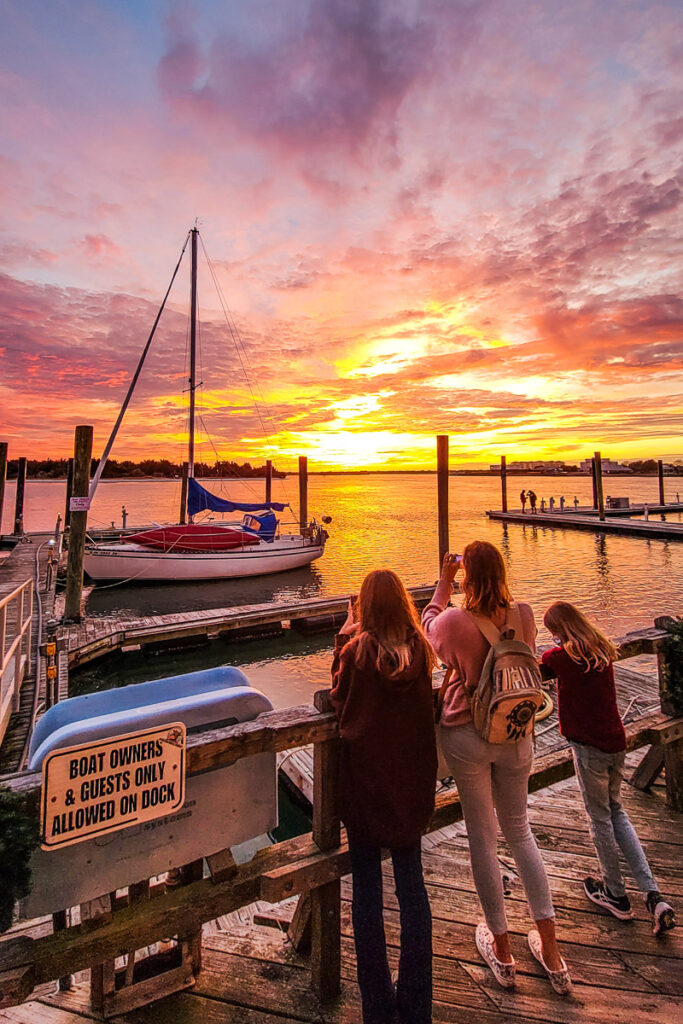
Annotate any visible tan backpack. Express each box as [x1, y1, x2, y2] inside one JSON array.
[[468, 604, 544, 743]]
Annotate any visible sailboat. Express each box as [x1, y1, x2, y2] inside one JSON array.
[[83, 228, 329, 582]]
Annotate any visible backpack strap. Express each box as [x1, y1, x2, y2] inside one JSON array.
[[435, 667, 454, 723], [468, 603, 523, 646]]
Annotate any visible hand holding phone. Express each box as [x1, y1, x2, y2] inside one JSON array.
[[441, 551, 462, 584]]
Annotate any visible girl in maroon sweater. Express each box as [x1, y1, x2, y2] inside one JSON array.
[[331, 569, 437, 1024], [543, 602, 676, 935]]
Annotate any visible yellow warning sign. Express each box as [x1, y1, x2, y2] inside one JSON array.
[[41, 723, 186, 850]]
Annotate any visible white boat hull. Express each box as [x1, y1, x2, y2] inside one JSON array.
[[84, 535, 325, 582]]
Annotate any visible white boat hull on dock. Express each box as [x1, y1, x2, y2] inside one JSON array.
[[84, 535, 325, 582]]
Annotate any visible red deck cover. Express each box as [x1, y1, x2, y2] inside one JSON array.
[[127, 524, 260, 552]]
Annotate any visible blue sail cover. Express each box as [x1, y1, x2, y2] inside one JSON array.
[[188, 477, 288, 516]]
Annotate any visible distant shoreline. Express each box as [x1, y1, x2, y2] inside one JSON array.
[[11, 469, 681, 481]]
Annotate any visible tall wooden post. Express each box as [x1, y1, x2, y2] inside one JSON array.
[[13, 457, 27, 535], [591, 457, 598, 510], [179, 461, 189, 524], [265, 459, 273, 504], [64, 426, 93, 622], [64, 457, 74, 529], [299, 456, 308, 531], [437, 435, 449, 571], [310, 689, 341, 1001], [658, 460, 665, 506], [500, 455, 508, 513], [594, 451, 605, 521], [0, 442, 7, 534]]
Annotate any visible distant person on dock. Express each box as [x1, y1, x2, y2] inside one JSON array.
[[542, 602, 676, 936], [520, 490, 527, 512], [422, 544, 570, 995], [331, 570, 437, 1024], [549, 497, 555, 512], [574, 496, 579, 510], [528, 490, 538, 512]]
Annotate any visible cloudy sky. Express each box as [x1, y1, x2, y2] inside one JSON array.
[[1, 0, 681, 469]]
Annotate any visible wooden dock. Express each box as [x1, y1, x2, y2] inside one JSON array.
[[3, 748, 681, 1024], [487, 507, 683, 540], [59, 585, 437, 669], [0, 533, 57, 773]]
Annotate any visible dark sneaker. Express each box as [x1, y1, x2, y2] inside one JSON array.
[[645, 891, 676, 936], [584, 876, 633, 920]]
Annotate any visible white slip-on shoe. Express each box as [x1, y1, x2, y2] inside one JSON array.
[[527, 929, 572, 996], [475, 922, 516, 989]]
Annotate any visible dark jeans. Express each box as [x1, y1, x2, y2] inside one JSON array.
[[349, 837, 432, 1024]]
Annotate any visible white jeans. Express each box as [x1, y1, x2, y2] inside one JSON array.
[[439, 722, 555, 934]]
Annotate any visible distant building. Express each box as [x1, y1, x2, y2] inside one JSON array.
[[489, 460, 567, 472], [579, 458, 632, 474]]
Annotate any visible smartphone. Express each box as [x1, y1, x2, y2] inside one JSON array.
[[453, 554, 462, 567]]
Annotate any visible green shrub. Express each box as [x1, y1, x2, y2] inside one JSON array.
[[663, 618, 683, 715], [0, 788, 40, 932]]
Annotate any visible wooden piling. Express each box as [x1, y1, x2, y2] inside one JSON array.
[[591, 457, 598, 510], [0, 441, 7, 533], [64, 457, 74, 529], [265, 459, 273, 504], [500, 455, 508, 513], [64, 426, 94, 622], [658, 460, 665, 506], [655, 617, 683, 812], [310, 689, 341, 1002], [179, 461, 189, 524], [437, 435, 449, 570], [13, 457, 27, 535], [594, 451, 605, 522], [299, 456, 308, 532]]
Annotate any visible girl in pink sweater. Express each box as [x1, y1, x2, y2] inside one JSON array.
[[422, 541, 570, 995]]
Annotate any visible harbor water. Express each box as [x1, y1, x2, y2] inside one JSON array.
[[2, 473, 681, 708]]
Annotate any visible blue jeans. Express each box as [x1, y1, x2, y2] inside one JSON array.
[[571, 742, 657, 897], [348, 837, 432, 1024]]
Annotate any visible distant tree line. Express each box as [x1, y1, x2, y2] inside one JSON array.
[[4, 458, 286, 479]]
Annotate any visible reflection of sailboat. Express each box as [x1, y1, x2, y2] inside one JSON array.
[[83, 228, 329, 583]]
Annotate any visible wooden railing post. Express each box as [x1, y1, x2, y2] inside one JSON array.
[[658, 460, 665, 506], [64, 458, 74, 529], [310, 688, 341, 1002], [655, 615, 683, 811]]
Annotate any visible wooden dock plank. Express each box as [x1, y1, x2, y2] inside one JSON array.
[[487, 507, 683, 540]]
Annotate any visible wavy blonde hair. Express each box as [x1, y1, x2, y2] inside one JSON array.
[[543, 601, 618, 671], [355, 569, 436, 677], [461, 541, 512, 617]]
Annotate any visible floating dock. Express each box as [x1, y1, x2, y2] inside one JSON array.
[[487, 505, 683, 540]]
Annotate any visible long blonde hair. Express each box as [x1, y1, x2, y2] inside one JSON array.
[[355, 569, 436, 677], [461, 541, 512, 617], [543, 601, 618, 671]]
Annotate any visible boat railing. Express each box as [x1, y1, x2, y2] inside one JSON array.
[[0, 618, 681, 1013], [0, 578, 33, 748]]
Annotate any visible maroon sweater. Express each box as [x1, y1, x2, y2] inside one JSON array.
[[541, 647, 626, 753], [330, 632, 437, 848]]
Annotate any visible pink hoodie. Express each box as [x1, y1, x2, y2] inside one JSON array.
[[421, 579, 537, 727]]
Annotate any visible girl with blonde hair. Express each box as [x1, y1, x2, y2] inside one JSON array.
[[423, 542, 570, 995], [332, 569, 437, 1024], [543, 601, 676, 935]]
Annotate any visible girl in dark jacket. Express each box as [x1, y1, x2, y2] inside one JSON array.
[[331, 569, 437, 1024]]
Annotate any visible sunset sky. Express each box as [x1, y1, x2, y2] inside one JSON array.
[[1, 0, 681, 470]]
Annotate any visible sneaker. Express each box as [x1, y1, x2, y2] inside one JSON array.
[[645, 891, 676, 936], [475, 922, 516, 989], [584, 876, 633, 920], [527, 929, 572, 996]]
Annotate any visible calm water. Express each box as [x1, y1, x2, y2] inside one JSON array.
[[3, 473, 681, 708]]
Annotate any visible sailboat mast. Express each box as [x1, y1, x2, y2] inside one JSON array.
[[188, 227, 198, 480]]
